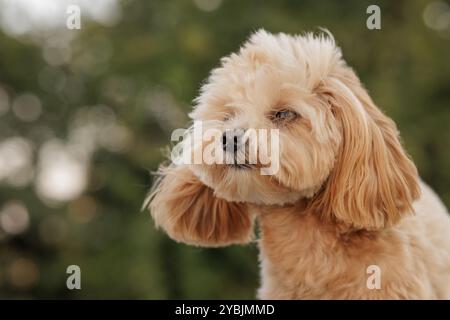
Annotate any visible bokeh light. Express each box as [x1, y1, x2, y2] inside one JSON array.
[[12, 93, 42, 122], [35, 140, 88, 203], [194, 0, 222, 12], [0, 137, 34, 188], [0, 201, 29, 235], [0, 0, 121, 36], [8, 258, 39, 290]]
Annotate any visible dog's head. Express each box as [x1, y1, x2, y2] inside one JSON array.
[[185, 30, 419, 230]]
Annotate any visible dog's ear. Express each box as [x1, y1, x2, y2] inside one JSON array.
[[309, 70, 420, 230], [146, 165, 255, 247]]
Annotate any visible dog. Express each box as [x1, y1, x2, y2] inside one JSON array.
[[146, 30, 450, 299]]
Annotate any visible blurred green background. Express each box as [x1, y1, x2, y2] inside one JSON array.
[[0, 0, 449, 299]]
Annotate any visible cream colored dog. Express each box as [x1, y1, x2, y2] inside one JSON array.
[[146, 30, 450, 299]]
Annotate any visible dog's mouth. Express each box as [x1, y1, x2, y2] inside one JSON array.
[[226, 163, 255, 170], [222, 153, 259, 170]]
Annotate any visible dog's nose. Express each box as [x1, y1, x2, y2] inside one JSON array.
[[222, 129, 245, 152]]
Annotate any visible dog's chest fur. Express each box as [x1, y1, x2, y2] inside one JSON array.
[[255, 204, 444, 299]]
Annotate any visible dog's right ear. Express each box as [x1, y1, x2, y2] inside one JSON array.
[[145, 165, 255, 247], [308, 70, 420, 230]]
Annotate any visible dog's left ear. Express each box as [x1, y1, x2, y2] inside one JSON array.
[[309, 69, 420, 230], [146, 165, 255, 247]]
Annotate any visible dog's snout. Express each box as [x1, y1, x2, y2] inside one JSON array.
[[222, 129, 245, 152]]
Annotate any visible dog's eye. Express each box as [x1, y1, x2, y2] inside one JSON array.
[[270, 109, 299, 123]]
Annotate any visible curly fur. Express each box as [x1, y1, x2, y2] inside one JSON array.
[[146, 29, 450, 299]]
